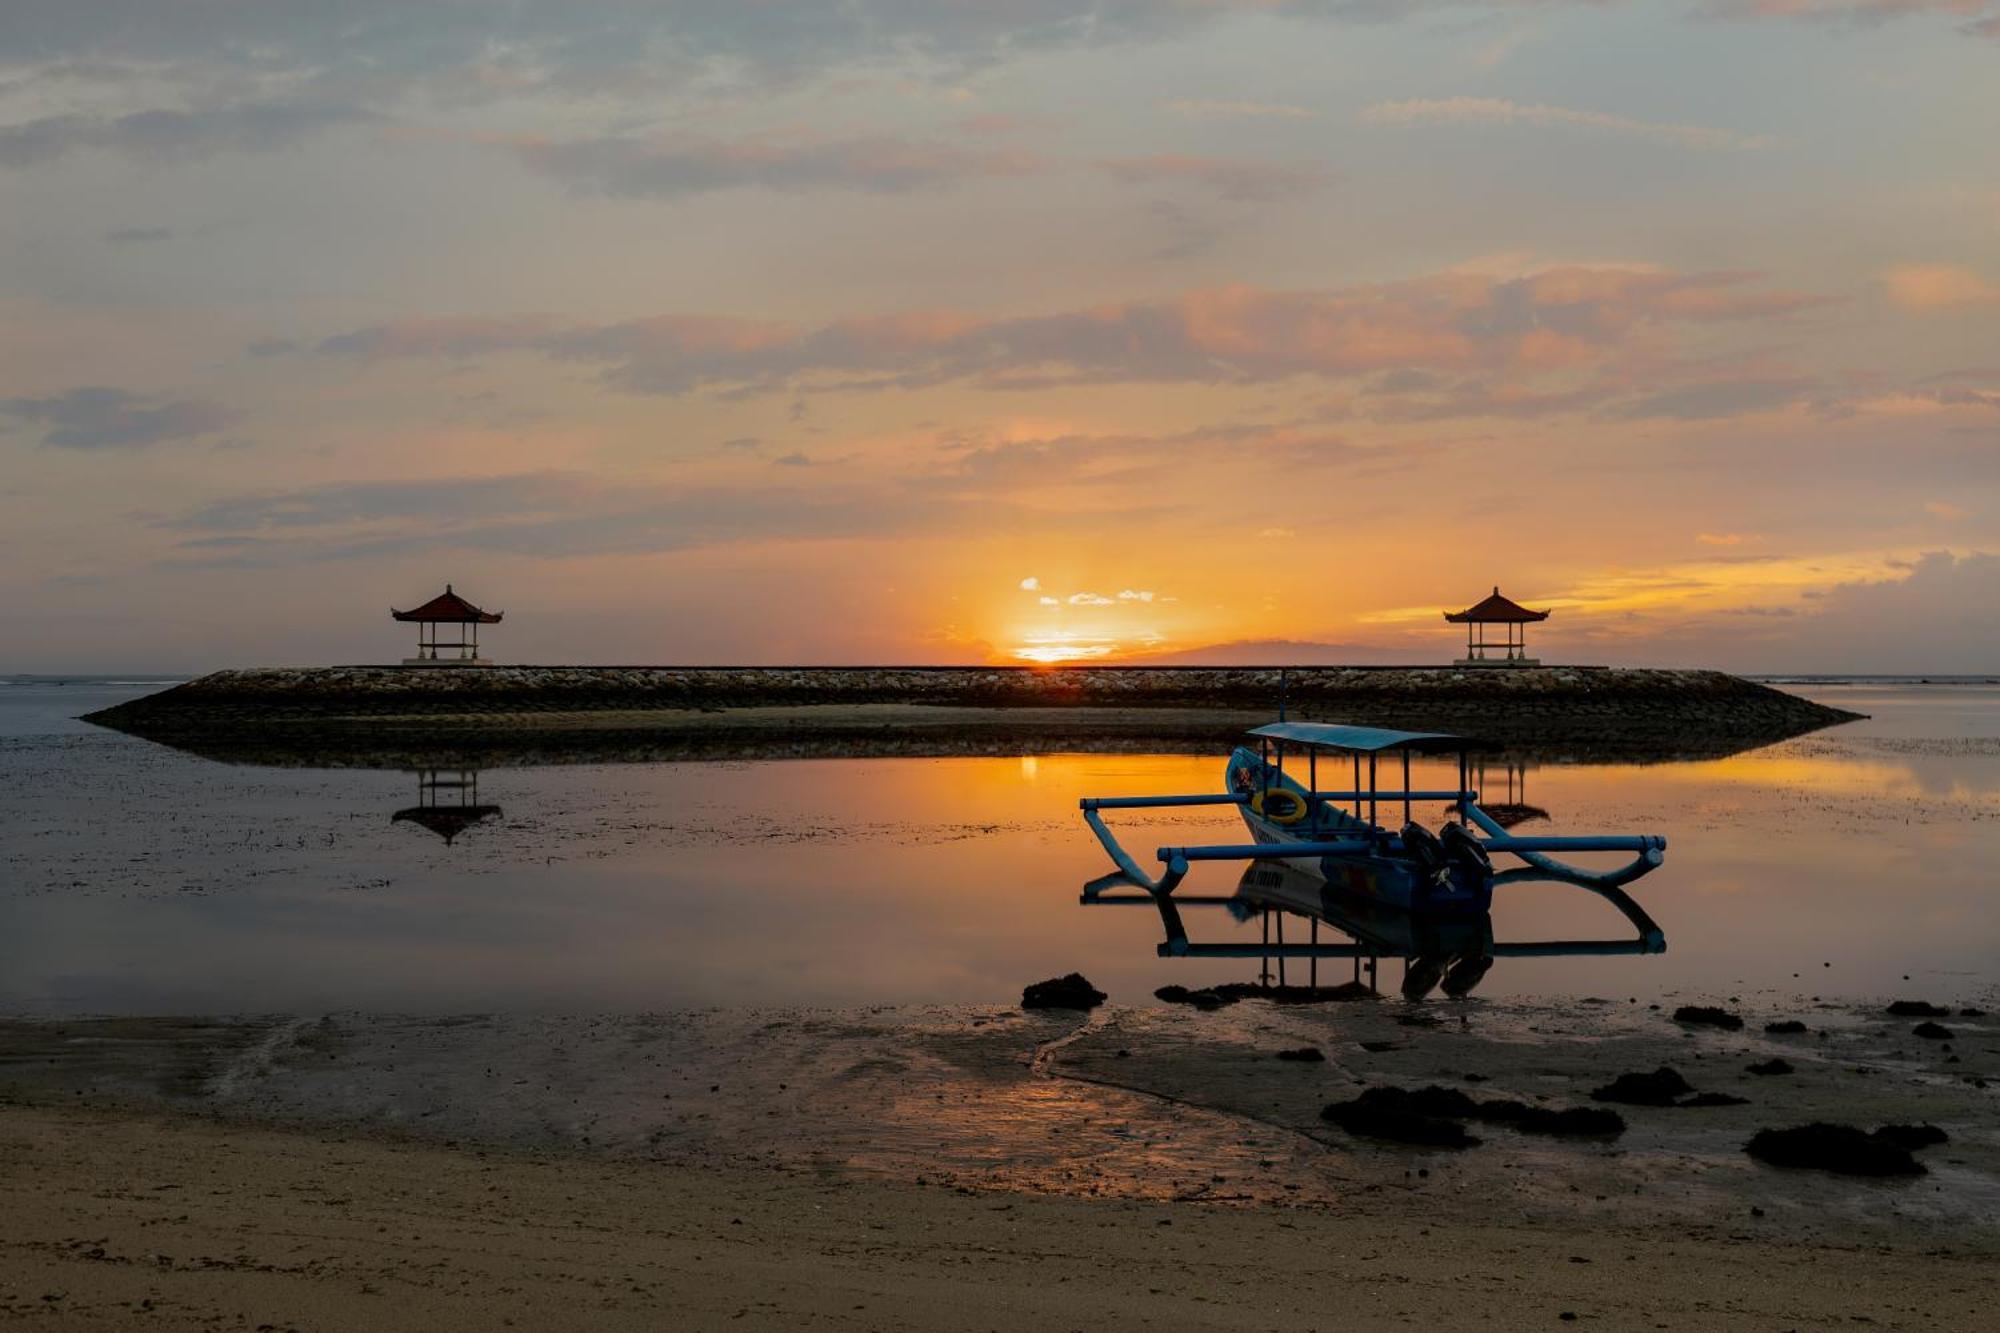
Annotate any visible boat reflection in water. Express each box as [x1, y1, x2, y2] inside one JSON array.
[[390, 767, 501, 845], [1082, 858, 1665, 1001]]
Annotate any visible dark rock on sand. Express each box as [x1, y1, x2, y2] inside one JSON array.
[[1021, 974, 1106, 1011], [1275, 1047, 1326, 1063], [1960, 1007, 1987, 1018], [1745, 1124, 1926, 1177], [1747, 1058, 1794, 1076], [1479, 1103, 1626, 1138], [1155, 981, 1371, 1009], [1679, 1092, 1751, 1108], [1872, 1123, 1949, 1151], [1323, 1085, 1623, 1144], [1592, 1068, 1696, 1106], [1763, 1020, 1808, 1034], [1673, 1005, 1744, 1031], [1321, 1088, 1481, 1149], [1886, 1001, 1951, 1017], [1157, 984, 1231, 1009], [1911, 1021, 1954, 1040]]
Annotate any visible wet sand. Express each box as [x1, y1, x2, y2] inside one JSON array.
[[4, 992, 1996, 1327]]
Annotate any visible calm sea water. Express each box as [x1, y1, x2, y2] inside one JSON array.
[[2, 679, 1996, 1014]]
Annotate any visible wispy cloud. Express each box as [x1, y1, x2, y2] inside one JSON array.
[[1361, 97, 1777, 150], [1096, 153, 1331, 201], [1166, 98, 1314, 119], [307, 266, 1823, 397], [1881, 264, 2000, 311], [509, 132, 1041, 198], [2, 386, 232, 449], [0, 102, 373, 168]]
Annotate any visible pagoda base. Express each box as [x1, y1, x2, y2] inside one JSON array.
[[1455, 657, 1540, 668], [402, 657, 494, 667]]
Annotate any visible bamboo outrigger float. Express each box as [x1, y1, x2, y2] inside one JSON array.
[[1080, 722, 1667, 909]]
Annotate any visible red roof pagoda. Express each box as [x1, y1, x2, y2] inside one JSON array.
[[1443, 586, 1548, 666], [391, 584, 501, 664]]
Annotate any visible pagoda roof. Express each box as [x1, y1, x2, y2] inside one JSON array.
[[1443, 587, 1549, 623], [392, 585, 502, 623], [392, 804, 502, 844]]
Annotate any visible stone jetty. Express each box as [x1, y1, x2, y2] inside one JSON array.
[[84, 664, 1860, 761]]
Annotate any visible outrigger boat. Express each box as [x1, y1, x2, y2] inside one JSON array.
[[1079, 722, 1666, 913], [1079, 858, 1666, 1000]]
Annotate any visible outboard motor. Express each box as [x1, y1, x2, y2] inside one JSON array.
[[1402, 954, 1446, 1001], [1399, 821, 1448, 878], [1441, 953, 1494, 999], [1440, 822, 1493, 881]]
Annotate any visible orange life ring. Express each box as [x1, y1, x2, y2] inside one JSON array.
[[1251, 788, 1309, 826]]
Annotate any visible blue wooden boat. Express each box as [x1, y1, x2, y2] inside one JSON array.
[[1080, 722, 1665, 910]]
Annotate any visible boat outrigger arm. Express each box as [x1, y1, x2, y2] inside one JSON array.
[[1079, 723, 1666, 898]]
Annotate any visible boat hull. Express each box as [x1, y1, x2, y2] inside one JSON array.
[[1229, 747, 1491, 914]]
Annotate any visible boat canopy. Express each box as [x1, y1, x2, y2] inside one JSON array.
[[1246, 722, 1475, 754]]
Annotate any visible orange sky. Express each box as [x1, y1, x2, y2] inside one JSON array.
[[0, 2, 1995, 672]]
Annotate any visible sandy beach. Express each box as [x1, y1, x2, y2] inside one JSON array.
[[4, 991, 1996, 1329], [5, 1098, 1994, 1332]]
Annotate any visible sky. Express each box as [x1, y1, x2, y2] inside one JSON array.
[[0, 1, 1995, 674]]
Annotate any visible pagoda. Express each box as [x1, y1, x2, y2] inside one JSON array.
[[391, 584, 502, 665], [1443, 587, 1549, 666]]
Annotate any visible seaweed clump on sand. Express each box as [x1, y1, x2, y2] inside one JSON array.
[[1746, 1058, 1794, 1076], [1744, 1124, 1936, 1177], [1275, 1047, 1326, 1063], [1871, 1124, 1949, 1151], [1673, 1005, 1744, 1031], [1155, 982, 1371, 1009], [1021, 973, 1107, 1011], [1321, 1085, 1623, 1149], [1764, 1020, 1809, 1034], [1911, 1021, 1954, 1040], [1887, 1001, 1951, 1018], [1591, 1067, 1695, 1106]]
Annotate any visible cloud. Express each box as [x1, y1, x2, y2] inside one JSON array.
[[510, 133, 1040, 198], [1361, 97, 1776, 150], [1116, 589, 1156, 601], [1096, 153, 1331, 201], [1706, 550, 2000, 673], [0, 102, 372, 168], [2, 386, 232, 449], [1924, 500, 1970, 519], [1881, 264, 2000, 311], [1166, 99, 1314, 119], [1037, 595, 1059, 605], [161, 468, 1039, 565], [309, 265, 1823, 397], [1609, 376, 1817, 420], [1697, 532, 1757, 545], [1067, 591, 1115, 605], [1708, 2, 1990, 26], [1019, 577, 1040, 590]]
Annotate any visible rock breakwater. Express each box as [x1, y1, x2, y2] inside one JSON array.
[[83, 664, 1859, 760]]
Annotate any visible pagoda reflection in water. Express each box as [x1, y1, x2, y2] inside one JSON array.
[[391, 767, 501, 845]]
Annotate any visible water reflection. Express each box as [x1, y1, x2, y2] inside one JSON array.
[[1082, 859, 1664, 1001], [1471, 757, 1548, 828], [390, 767, 501, 845], [4, 686, 1999, 1013]]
